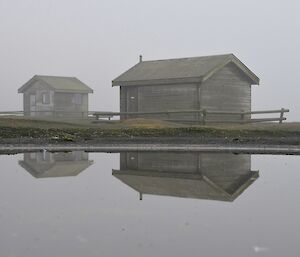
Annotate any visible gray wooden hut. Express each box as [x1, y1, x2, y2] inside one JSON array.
[[113, 152, 259, 202], [18, 75, 93, 118], [112, 54, 259, 122], [19, 151, 93, 178]]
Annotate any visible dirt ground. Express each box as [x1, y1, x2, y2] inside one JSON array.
[[0, 116, 300, 146], [1, 116, 300, 130]]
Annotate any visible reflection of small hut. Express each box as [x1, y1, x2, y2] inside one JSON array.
[[19, 151, 93, 178], [113, 152, 259, 202]]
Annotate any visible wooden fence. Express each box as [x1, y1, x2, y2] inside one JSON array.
[[92, 108, 289, 124], [0, 108, 289, 124], [0, 111, 89, 119]]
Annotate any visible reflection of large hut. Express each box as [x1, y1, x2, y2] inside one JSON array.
[[19, 151, 93, 178], [113, 152, 259, 202]]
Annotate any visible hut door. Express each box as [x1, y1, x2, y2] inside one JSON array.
[[126, 152, 139, 170], [127, 87, 138, 117], [30, 95, 36, 116]]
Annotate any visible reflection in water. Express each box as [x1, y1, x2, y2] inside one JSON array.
[[113, 152, 259, 202], [2, 152, 298, 256], [18, 151, 259, 202], [19, 151, 93, 178]]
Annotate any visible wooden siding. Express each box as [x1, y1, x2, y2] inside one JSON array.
[[120, 87, 127, 120], [23, 93, 30, 116], [20, 151, 93, 178], [120, 63, 252, 122], [120, 152, 250, 176], [117, 152, 255, 201], [120, 84, 199, 120], [201, 63, 251, 121], [22, 80, 89, 117], [54, 92, 88, 117], [199, 153, 251, 193], [23, 80, 54, 116], [121, 152, 200, 173]]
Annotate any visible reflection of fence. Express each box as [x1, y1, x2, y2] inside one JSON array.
[[0, 108, 289, 124]]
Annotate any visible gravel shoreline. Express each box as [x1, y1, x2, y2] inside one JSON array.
[[0, 135, 300, 145], [0, 136, 300, 155]]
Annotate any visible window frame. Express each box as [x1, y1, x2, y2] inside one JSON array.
[[42, 92, 50, 104]]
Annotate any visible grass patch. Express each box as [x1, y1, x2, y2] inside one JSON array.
[[0, 117, 300, 142]]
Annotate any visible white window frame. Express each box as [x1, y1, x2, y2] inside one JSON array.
[[42, 92, 50, 104]]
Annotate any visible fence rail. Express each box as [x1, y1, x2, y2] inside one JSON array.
[[0, 108, 289, 124], [92, 108, 289, 124], [0, 111, 92, 120]]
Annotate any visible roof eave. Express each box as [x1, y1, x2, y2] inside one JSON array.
[[112, 76, 202, 87], [18, 76, 37, 93], [18, 76, 94, 93], [202, 57, 260, 86], [112, 56, 260, 86], [18, 76, 56, 93], [54, 89, 93, 93], [230, 55, 260, 85]]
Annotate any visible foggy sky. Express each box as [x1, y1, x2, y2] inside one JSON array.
[[0, 0, 299, 120]]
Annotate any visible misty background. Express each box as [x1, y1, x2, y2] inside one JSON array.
[[0, 0, 299, 120]]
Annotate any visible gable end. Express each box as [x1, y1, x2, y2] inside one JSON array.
[[18, 76, 54, 93]]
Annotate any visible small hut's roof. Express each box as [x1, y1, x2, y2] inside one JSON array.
[[113, 169, 259, 202], [112, 53, 259, 86], [18, 75, 93, 93], [19, 160, 94, 178]]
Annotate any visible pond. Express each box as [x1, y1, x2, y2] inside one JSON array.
[[0, 151, 299, 257]]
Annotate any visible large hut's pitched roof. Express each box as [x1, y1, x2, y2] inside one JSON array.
[[112, 54, 259, 86], [113, 169, 259, 202]]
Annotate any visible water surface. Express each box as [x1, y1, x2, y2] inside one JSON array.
[[0, 151, 299, 257]]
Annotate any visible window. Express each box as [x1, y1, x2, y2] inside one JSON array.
[[29, 152, 37, 160], [74, 94, 82, 105], [42, 92, 50, 104]]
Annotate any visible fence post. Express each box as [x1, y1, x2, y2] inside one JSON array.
[[279, 108, 284, 124], [241, 110, 245, 124], [167, 112, 170, 119], [202, 109, 207, 125]]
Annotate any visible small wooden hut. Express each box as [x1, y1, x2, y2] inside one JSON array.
[[18, 75, 93, 118]]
